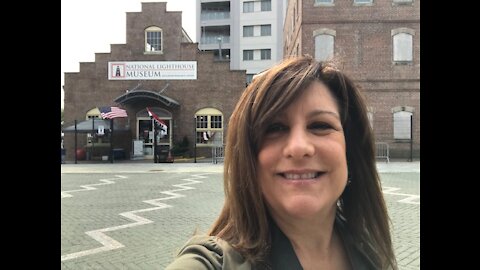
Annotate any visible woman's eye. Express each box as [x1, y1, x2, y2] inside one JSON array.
[[309, 122, 334, 131], [265, 123, 288, 134]]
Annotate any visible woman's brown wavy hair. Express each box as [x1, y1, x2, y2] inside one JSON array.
[[208, 55, 397, 269]]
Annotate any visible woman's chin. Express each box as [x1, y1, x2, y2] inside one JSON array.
[[280, 198, 326, 219]]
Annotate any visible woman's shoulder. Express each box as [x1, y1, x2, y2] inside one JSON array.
[[165, 235, 252, 270]]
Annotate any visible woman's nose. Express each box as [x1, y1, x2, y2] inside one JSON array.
[[283, 127, 315, 159]]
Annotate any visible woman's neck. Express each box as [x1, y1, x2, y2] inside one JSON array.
[[271, 209, 351, 270]]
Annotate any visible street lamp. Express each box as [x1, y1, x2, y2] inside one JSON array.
[[217, 37, 222, 60]]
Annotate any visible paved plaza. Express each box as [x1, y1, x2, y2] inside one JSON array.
[[61, 162, 419, 269]]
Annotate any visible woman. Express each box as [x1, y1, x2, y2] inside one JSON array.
[[166, 56, 397, 269]]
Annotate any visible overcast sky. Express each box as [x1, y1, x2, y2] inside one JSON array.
[[61, 0, 196, 108]]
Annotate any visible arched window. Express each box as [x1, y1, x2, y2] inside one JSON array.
[[145, 26, 163, 53], [313, 28, 336, 61], [195, 108, 224, 146], [392, 106, 414, 140], [85, 107, 100, 120], [85, 107, 108, 144], [392, 28, 414, 63]]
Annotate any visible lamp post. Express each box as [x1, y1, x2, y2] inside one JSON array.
[[217, 37, 222, 60]]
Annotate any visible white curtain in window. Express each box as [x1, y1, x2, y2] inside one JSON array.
[[315, 34, 334, 61], [393, 33, 413, 61], [393, 111, 412, 139]]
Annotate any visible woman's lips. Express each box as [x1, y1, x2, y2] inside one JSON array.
[[277, 171, 325, 180]]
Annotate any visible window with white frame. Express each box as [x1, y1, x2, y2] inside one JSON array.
[[243, 26, 254, 37], [261, 0, 271, 11], [145, 26, 162, 53], [354, 0, 373, 4], [392, 28, 414, 62], [243, 50, 254, 60], [195, 108, 223, 146], [243, 1, 254, 13], [393, 110, 412, 140], [315, 0, 334, 4], [314, 31, 335, 61]]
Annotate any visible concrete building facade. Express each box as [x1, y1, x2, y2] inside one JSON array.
[[63, 2, 246, 162], [283, 0, 420, 158], [196, 0, 286, 83]]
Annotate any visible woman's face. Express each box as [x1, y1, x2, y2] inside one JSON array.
[[258, 80, 348, 221]]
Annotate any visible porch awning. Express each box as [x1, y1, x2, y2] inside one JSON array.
[[114, 90, 180, 108]]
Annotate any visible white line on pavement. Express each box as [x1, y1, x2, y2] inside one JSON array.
[[382, 186, 420, 205], [61, 173, 210, 262], [61, 175, 128, 198]]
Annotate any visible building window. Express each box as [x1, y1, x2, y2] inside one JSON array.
[[393, 0, 412, 3], [392, 106, 414, 140], [393, 111, 412, 140], [85, 108, 109, 145], [392, 28, 414, 63], [261, 0, 272, 11], [196, 115, 208, 128], [313, 28, 335, 61], [261, 24, 271, 36], [246, 74, 254, 85], [314, 34, 334, 61], [315, 0, 334, 4], [195, 108, 223, 146], [145, 26, 162, 53], [261, 49, 271, 60], [367, 110, 374, 130], [243, 26, 254, 37], [243, 50, 254, 60], [243, 1, 254, 13], [211, 115, 222, 129], [354, 0, 373, 4]]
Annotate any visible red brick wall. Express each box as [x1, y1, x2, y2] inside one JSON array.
[[63, 2, 246, 161], [283, 0, 420, 159]]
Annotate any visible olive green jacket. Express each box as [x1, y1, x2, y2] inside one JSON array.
[[165, 218, 377, 269]]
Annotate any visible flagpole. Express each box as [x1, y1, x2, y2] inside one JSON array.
[[153, 117, 158, 163], [74, 120, 77, 164], [193, 116, 197, 163], [110, 118, 114, 164], [91, 117, 95, 161]]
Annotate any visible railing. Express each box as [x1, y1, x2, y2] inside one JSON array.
[[200, 36, 230, 44], [201, 12, 230, 21], [375, 142, 390, 163], [212, 145, 225, 164]]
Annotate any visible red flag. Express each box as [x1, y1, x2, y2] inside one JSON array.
[[146, 107, 168, 134]]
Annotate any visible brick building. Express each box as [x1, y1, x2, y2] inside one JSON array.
[[63, 2, 246, 162], [283, 0, 420, 159]]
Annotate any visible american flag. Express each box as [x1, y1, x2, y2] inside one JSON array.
[[99, 106, 128, 119]]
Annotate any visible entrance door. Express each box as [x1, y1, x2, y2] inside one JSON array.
[[137, 113, 172, 159]]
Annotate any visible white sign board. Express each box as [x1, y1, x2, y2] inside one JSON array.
[[133, 140, 144, 157], [108, 61, 197, 80], [97, 125, 104, 135]]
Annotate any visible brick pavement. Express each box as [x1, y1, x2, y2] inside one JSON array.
[[61, 162, 419, 269]]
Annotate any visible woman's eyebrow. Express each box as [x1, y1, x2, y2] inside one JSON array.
[[308, 110, 340, 120]]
